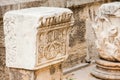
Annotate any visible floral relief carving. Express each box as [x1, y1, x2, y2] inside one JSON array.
[[92, 2, 120, 61], [37, 24, 69, 65], [4, 7, 74, 69]]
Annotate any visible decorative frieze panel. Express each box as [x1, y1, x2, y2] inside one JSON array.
[[36, 22, 70, 67], [4, 7, 74, 70], [92, 2, 120, 61]]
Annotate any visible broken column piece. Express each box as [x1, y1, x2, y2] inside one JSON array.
[[4, 7, 74, 80], [91, 2, 120, 80]]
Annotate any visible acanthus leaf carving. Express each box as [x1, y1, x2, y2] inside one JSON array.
[[93, 2, 120, 61]]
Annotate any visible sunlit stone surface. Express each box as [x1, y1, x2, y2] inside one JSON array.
[[91, 2, 120, 80], [4, 7, 74, 80]]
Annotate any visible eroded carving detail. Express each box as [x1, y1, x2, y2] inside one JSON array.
[[93, 2, 120, 61], [4, 16, 17, 65], [4, 7, 74, 69], [37, 24, 69, 65], [36, 11, 73, 66], [91, 2, 120, 80]]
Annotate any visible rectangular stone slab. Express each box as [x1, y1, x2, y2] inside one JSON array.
[[4, 7, 74, 70]]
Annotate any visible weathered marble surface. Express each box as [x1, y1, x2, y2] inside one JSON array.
[[0, 1, 103, 80], [4, 7, 74, 70], [91, 2, 120, 80], [93, 2, 120, 61]]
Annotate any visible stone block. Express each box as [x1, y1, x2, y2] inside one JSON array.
[[4, 7, 74, 70]]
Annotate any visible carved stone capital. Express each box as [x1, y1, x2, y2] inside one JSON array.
[[4, 7, 74, 70], [91, 2, 120, 80], [93, 2, 120, 61]]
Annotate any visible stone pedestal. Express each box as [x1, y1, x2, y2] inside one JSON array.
[[91, 2, 120, 80], [9, 63, 62, 80], [92, 59, 120, 79], [35, 63, 62, 80], [4, 7, 74, 80]]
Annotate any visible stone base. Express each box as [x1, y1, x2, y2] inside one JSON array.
[[9, 63, 62, 80], [35, 63, 62, 80], [91, 59, 120, 80]]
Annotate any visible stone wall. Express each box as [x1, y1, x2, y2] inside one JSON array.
[[0, 0, 118, 80]]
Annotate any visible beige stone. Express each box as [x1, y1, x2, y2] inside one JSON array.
[[91, 2, 120, 80], [35, 63, 62, 80], [93, 2, 120, 61], [0, 0, 111, 71], [4, 7, 74, 70], [0, 1, 103, 80], [9, 68, 34, 80], [85, 0, 116, 62], [9, 63, 62, 80], [4, 7, 74, 80], [47, 0, 65, 7], [0, 47, 9, 80], [91, 59, 120, 80], [0, 0, 116, 80], [63, 43, 87, 68]]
